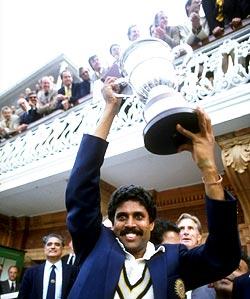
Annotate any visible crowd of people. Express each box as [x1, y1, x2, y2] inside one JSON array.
[[1, 1, 249, 142]]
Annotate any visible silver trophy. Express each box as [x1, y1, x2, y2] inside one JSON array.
[[119, 38, 199, 155]]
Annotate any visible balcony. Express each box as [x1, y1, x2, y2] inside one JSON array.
[[0, 25, 249, 217]]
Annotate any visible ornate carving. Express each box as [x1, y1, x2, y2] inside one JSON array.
[[217, 130, 250, 174]]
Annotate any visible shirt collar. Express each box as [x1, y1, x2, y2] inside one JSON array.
[[45, 259, 62, 269], [116, 238, 165, 261]]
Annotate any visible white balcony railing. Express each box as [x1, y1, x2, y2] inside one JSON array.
[[0, 30, 249, 183]]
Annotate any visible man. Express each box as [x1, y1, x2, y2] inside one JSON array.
[[0, 106, 27, 139], [0, 265, 20, 294], [65, 77, 241, 298], [176, 213, 202, 249], [57, 70, 90, 110], [150, 219, 180, 245], [213, 255, 250, 299], [88, 55, 109, 82], [18, 233, 76, 299], [17, 94, 42, 125], [177, 213, 215, 298], [61, 240, 76, 266], [185, 0, 210, 48], [36, 76, 58, 115], [127, 24, 140, 41]]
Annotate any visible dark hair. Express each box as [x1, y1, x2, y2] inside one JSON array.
[[88, 55, 98, 70], [150, 219, 180, 245], [108, 184, 156, 224], [42, 233, 65, 247]]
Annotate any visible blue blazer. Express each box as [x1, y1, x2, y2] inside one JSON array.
[[66, 134, 241, 299], [18, 262, 77, 299]]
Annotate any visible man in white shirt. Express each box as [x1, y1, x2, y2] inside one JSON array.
[[0, 265, 20, 294], [18, 233, 77, 299]]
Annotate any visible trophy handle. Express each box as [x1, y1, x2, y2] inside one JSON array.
[[113, 77, 135, 98], [171, 43, 193, 67]]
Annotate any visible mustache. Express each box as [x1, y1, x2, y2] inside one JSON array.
[[120, 227, 143, 236]]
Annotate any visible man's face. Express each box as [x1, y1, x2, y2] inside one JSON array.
[[80, 68, 90, 81], [129, 26, 140, 41], [111, 45, 121, 59], [112, 200, 154, 259], [178, 218, 202, 249], [62, 71, 73, 87], [2, 109, 12, 121], [28, 94, 37, 107], [213, 259, 249, 295], [90, 56, 101, 72], [8, 267, 18, 281], [41, 78, 51, 92], [18, 98, 29, 111], [157, 12, 168, 29], [44, 237, 63, 261]]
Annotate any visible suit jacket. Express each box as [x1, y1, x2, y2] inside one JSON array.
[[202, 0, 243, 33], [0, 280, 20, 294], [65, 134, 241, 299], [57, 81, 90, 107], [18, 262, 77, 299], [232, 272, 250, 299]]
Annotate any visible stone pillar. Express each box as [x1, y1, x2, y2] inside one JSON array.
[[217, 128, 250, 221], [216, 128, 250, 254]]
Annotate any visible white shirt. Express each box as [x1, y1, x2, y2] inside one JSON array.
[[43, 260, 62, 299], [114, 239, 165, 299], [8, 279, 16, 290], [67, 253, 76, 265]]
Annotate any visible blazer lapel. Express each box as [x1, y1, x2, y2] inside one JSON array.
[[37, 263, 45, 299], [104, 239, 125, 299], [147, 252, 168, 299]]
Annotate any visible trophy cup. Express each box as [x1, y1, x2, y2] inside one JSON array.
[[119, 38, 199, 155]]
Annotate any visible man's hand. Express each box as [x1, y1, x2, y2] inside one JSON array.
[[101, 77, 122, 115], [176, 107, 224, 199], [176, 107, 216, 171]]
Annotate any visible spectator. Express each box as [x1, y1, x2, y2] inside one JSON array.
[[213, 254, 249, 299], [153, 11, 188, 48], [57, 70, 90, 110], [36, 76, 58, 115], [177, 213, 216, 298], [88, 55, 108, 82], [64, 77, 241, 299], [0, 265, 20, 294], [127, 24, 140, 41], [0, 106, 27, 139], [18, 233, 77, 299], [150, 218, 180, 245], [185, 0, 210, 48], [78, 67, 91, 98], [202, 0, 243, 38], [18, 93, 42, 125], [61, 240, 76, 266], [109, 43, 122, 63]]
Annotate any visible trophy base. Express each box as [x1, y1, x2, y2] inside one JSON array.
[[143, 107, 199, 155]]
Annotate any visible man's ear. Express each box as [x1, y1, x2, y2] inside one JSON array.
[[197, 233, 202, 244], [150, 221, 155, 232]]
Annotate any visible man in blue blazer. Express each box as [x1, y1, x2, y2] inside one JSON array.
[[18, 233, 77, 299], [66, 77, 241, 299]]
